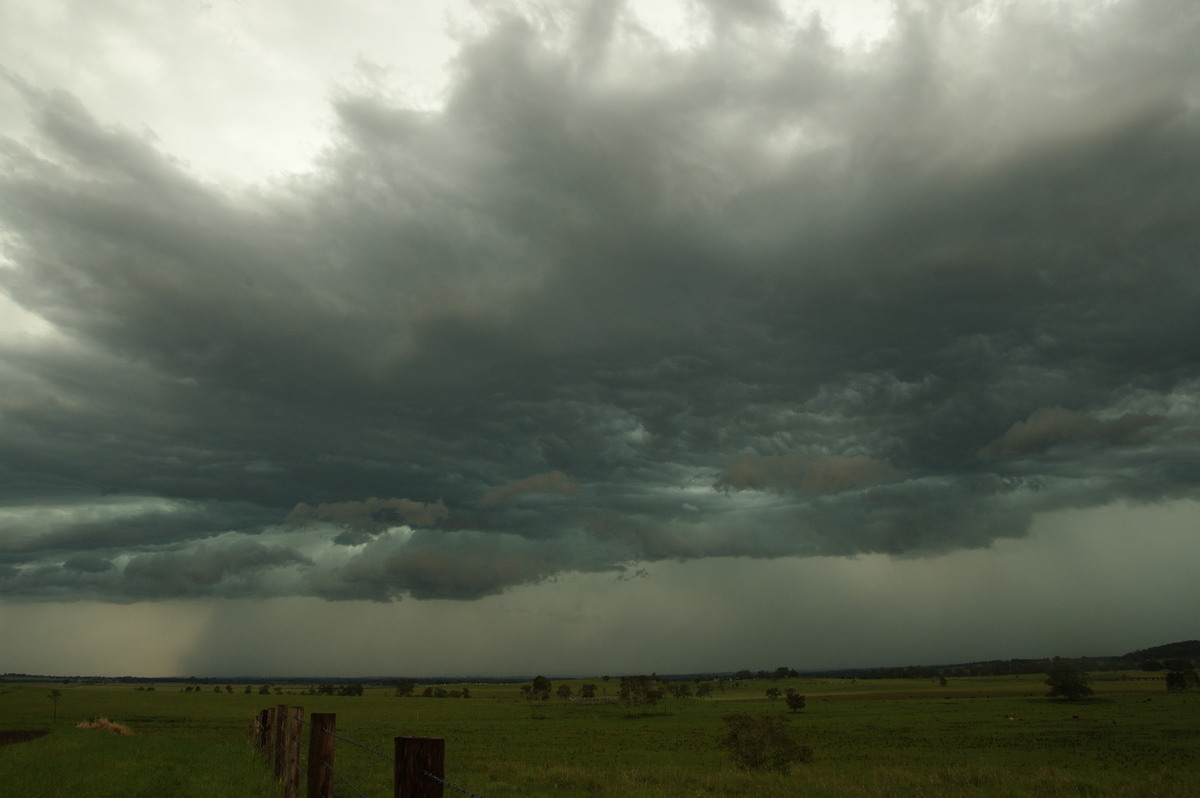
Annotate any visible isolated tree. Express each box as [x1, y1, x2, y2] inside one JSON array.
[[530, 675, 552, 701], [719, 714, 812, 773], [1045, 663, 1094, 701], [619, 675, 664, 714], [48, 690, 62, 723], [557, 684, 573, 700], [579, 683, 597, 699], [765, 687, 781, 700], [696, 683, 713, 698], [785, 692, 807, 713]]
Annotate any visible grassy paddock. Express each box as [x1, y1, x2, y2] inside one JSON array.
[[1, 673, 1196, 797]]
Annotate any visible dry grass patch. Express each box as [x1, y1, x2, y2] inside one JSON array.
[[77, 717, 133, 735]]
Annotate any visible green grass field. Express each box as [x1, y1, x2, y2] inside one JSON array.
[[2, 673, 1196, 797]]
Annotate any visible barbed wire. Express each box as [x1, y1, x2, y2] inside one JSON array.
[[324, 727, 395, 763], [325, 761, 372, 798], [263, 711, 487, 798], [424, 769, 488, 798]]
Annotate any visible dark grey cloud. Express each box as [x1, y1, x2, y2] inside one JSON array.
[[2, 0, 1199, 602]]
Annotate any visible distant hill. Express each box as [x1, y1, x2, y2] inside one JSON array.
[[795, 640, 1200, 681], [1120, 640, 1200, 670]]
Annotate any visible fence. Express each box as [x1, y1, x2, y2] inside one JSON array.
[[251, 705, 485, 798]]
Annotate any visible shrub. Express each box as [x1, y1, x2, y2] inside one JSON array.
[[719, 713, 813, 774]]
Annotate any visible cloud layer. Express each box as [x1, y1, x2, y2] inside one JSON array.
[[2, 0, 1199, 603]]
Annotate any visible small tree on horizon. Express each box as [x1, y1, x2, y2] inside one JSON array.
[[530, 675, 552, 701], [48, 690, 62, 723]]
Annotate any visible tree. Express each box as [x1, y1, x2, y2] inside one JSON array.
[[785, 692, 806, 713], [619, 675, 664, 714], [765, 687, 781, 700], [1045, 663, 1094, 701], [529, 676, 552, 701], [557, 684, 573, 700], [579, 683, 597, 699], [695, 683, 713, 698], [48, 690, 62, 723], [719, 714, 813, 773], [394, 681, 416, 697]]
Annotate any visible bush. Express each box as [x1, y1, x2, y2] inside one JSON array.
[[719, 714, 813, 774]]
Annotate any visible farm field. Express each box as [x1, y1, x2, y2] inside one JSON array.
[[1, 672, 1197, 797]]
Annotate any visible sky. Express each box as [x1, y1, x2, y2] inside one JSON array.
[[1, 0, 1198, 678]]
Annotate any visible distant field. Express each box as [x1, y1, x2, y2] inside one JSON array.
[[2, 672, 1197, 797]]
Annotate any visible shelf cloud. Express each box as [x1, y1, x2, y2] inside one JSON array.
[[2, 0, 1199, 609]]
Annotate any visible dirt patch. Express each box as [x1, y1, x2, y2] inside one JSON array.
[[77, 717, 134, 735], [0, 730, 50, 746]]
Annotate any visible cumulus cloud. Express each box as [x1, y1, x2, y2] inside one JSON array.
[[1, 0, 1199, 603]]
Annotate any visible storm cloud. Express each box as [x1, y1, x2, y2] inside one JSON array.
[[2, 0, 1199, 605]]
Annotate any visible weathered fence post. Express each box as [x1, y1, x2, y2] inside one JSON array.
[[263, 707, 277, 759], [283, 705, 304, 798], [395, 737, 445, 798], [257, 709, 270, 750], [273, 704, 288, 778], [307, 713, 336, 798]]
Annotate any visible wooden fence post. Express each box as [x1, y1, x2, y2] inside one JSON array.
[[273, 704, 288, 778], [394, 737, 445, 798], [307, 713, 336, 798], [263, 707, 277, 759], [283, 706, 304, 798], [257, 709, 271, 750]]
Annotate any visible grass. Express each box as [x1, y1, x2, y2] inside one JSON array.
[[1, 673, 1196, 797]]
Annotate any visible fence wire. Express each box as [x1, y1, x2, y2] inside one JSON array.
[[424, 768, 489, 798], [324, 726, 394, 763], [326, 761, 373, 798], [264, 710, 488, 798]]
